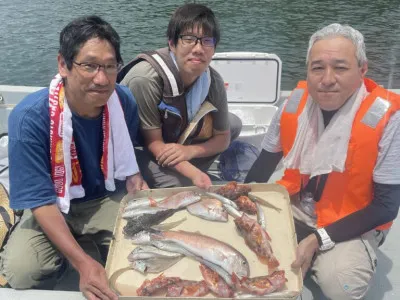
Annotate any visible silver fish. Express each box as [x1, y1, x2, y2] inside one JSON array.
[[122, 206, 169, 219], [248, 193, 282, 212], [124, 191, 201, 213], [256, 203, 267, 229], [205, 192, 239, 209], [157, 191, 202, 209], [129, 245, 183, 260], [125, 197, 159, 211], [187, 198, 228, 222], [128, 245, 184, 273], [131, 256, 183, 273], [132, 230, 250, 279], [135, 239, 234, 287], [223, 204, 243, 219]]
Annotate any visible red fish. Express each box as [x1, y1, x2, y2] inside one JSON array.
[[136, 273, 181, 296], [166, 280, 209, 297], [199, 264, 234, 298], [236, 196, 257, 214], [216, 181, 251, 200], [232, 270, 287, 296], [234, 213, 279, 269]]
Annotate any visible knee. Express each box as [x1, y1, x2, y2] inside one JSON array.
[[228, 112, 242, 141], [316, 264, 372, 300], [1, 240, 65, 289]]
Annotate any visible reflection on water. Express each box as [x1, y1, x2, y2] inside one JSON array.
[[0, 0, 399, 90]]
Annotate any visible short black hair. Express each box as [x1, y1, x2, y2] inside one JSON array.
[[59, 15, 122, 70], [167, 4, 220, 47]]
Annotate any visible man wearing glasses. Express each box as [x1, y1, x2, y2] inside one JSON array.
[[0, 16, 147, 299], [120, 3, 241, 189]]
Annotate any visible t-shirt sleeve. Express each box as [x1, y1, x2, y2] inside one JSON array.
[[208, 69, 229, 131], [261, 100, 286, 153], [120, 61, 163, 130], [373, 110, 400, 184], [116, 84, 140, 146], [8, 101, 57, 210]]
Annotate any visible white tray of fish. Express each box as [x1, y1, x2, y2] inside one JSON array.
[[106, 182, 302, 299]]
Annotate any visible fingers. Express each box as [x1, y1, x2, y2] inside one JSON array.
[[166, 155, 185, 167], [301, 258, 312, 278], [82, 280, 118, 300], [157, 146, 176, 164], [162, 152, 181, 167], [85, 285, 107, 300], [291, 248, 313, 278], [291, 252, 303, 269], [141, 180, 149, 190], [194, 174, 212, 190], [83, 290, 100, 300]]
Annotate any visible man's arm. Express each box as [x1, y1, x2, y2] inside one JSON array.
[[245, 150, 283, 183], [143, 128, 211, 189], [325, 111, 400, 241], [157, 128, 230, 166], [325, 182, 400, 242], [244, 97, 286, 183]]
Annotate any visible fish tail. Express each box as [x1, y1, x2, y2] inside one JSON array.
[[152, 217, 186, 231]]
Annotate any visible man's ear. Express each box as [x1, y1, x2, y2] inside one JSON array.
[[58, 54, 69, 77], [168, 40, 176, 53], [360, 62, 368, 77]]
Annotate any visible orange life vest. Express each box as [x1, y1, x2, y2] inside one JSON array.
[[277, 78, 400, 230]]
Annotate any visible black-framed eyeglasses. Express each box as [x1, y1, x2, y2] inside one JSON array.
[[73, 61, 122, 75], [179, 35, 216, 48]]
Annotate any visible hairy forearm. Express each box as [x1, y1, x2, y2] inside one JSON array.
[[187, 132, 230, 159], [32, 204, 89, 271]]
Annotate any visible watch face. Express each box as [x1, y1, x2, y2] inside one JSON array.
[[320, 241, 335, 251]]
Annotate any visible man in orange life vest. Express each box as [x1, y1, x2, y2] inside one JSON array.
[[246, 23, 400, 299]]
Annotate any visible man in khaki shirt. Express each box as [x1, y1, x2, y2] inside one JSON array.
[[121, 4, 241, 189]]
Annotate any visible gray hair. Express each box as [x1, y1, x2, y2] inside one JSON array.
[[306, 23, 367, 66]]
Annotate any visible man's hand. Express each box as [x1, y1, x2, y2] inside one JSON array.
[[291, 233, 320, 278], [78, 256, 118, 300], [156, 143, 194, 167], [126, 173, 149, 194], [191, 170, 212, 190]]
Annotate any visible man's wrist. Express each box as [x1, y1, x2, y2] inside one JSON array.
[[314, 230, 323, 246], [316, 228, 335, 251]]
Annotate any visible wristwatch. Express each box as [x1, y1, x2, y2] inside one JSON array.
[[316, 228, 335, 251]]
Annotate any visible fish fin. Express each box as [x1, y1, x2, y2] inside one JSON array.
[[248, 193, 282, 212], [152, 217, 187, 231]]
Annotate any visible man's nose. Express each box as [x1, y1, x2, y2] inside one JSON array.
[[192, 40, 205, 53], [92, 68, 110, 85], [321, 67, 336, 86]]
